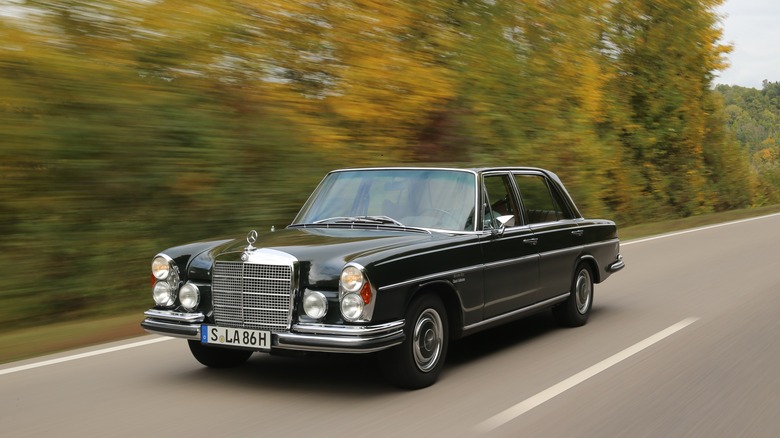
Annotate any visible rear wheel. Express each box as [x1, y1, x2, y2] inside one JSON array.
[[379, 295, 449, 389], [188, 340, 253, 368], [553, 264, 593, 327]]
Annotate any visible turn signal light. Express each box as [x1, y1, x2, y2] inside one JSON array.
[[360, 282, 372, 305]]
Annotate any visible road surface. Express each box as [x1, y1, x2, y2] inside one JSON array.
[[3, 214, 780, 437]]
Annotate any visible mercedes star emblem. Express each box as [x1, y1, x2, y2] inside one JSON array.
[[247, 230, 258, 245]]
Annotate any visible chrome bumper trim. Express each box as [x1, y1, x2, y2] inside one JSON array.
[[275, 321, 405, 353], [143, 309, 205, 324], [141, 318, 201, 340], [141, 309, 405, 353], [141, 310, 205, 340], [291, 320, 404, 336], [608, 254, 625, 272]]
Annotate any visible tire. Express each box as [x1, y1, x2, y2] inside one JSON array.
[[553, 264, 593, 327], [188, 340, 253, 368], [379, 295, 449, 389]]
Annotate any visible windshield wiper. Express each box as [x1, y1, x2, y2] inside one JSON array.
[[360, 215, 405, 226], [312, 215, 405, 227]]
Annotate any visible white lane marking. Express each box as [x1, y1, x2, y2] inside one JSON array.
[[622, 212, 780, 246], [474, 317, 699, 434], [0, 336, 173, 377]]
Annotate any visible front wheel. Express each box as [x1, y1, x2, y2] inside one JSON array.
[[379, 295, 449, 389], [553, 264, 593, 327], [188, 340, 253, 368]]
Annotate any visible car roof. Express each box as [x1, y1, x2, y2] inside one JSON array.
[[328, 166, 562, 182], [330, 166, 552, 174]]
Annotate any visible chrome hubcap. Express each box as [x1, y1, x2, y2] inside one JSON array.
[[575, 269, 592, 314], [413, 309, 443, 372]]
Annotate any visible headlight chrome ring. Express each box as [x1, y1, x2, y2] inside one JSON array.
[[179, 282, 200, 311], [340, 265, 364, 293], [303, 290, 328, 320], [339, 263, 375, 322], [340, 293, 364, 321], [151, 254, 174, 280], [153, 281, 175, 307], [151, 253, 180, 308]]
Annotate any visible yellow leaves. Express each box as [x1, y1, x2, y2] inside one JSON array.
[[753, 144, 778, 165], [259, 1, 460, 158], [332, 51, 453, 121], [0, 0, 755, 218]]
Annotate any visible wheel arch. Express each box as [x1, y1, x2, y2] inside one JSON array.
[[577, 254, 601, 283], [408, 280, 465, 340]]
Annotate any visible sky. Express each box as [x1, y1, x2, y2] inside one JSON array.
[[716, 0, 780, 88]]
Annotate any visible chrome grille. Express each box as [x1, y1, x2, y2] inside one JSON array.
[[212, 261, 294, 332]]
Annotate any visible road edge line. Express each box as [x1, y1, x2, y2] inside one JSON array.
[[0, 336, 172, 377], [622, 212, 780, 246]]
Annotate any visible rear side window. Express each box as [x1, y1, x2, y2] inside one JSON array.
[[514, 174, 572, 224]]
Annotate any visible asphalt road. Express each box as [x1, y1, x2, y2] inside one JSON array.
[[3, 214, 780, 437]]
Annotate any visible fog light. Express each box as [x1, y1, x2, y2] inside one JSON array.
[[303, 290, 328, 319], [179, 282, 200, 311], [340, 293, 364, 321], [153, 281, 175, 307]]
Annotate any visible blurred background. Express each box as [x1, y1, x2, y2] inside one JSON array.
[[1, 0, 778, 331]]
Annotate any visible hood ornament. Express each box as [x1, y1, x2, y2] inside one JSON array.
[[242, 230, 258, 261]]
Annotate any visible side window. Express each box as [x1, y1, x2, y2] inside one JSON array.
[[514, 174, 571, 224], [482, 174, 519, 229]]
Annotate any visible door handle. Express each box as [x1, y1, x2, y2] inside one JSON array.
[[523, 238, 538, 246], [571, 229, 584, 236]]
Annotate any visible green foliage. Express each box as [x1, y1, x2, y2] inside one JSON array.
[[715, 82, 780, 203], [0, 0, 771, 328]]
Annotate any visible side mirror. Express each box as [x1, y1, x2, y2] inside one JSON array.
[[494, 215, 514, 236]]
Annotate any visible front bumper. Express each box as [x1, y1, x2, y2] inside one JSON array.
[[141, 309, 405, 354]]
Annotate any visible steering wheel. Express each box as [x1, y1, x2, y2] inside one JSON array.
[[420, 208, 461, 230]]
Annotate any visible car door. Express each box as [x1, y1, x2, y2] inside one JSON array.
[[513, 172, 583, 299], [480, 172, 541, 319]]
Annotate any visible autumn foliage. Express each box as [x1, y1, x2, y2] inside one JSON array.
[[0, 0, 771, 325]]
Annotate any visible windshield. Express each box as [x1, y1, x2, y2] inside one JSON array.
[[293, 169, 478, 232]]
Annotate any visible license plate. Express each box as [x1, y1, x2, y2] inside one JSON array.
[[201, 325, 271, 350]]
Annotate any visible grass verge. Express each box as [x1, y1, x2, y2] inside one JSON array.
[[617, 204, 780, 240], [3, 204, 780, 365], [0, 313, 145, 364]]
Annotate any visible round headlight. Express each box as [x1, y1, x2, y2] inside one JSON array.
[[340, 293, 364, 321], [179, 282, 200, 311], [153, 281, 175, 307], [340, 266, 364, 293], [303, 290, 328, 319], [151, 255, 172, 280]]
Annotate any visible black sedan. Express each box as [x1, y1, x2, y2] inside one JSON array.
[[142, 167, 624, 389]]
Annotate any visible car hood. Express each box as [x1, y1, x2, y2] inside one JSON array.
[[186, 226, 439, 288]]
